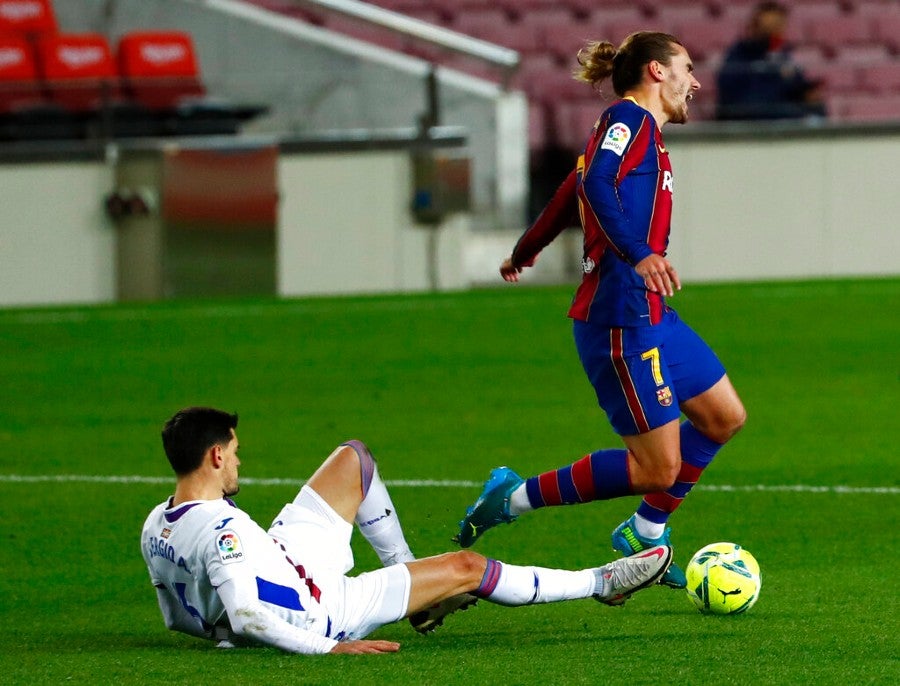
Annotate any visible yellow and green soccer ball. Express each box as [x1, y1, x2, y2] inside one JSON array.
[[685, 542, 761, 615]]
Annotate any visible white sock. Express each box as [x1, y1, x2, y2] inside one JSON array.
[[355, 463, 414, 566], [508, 484, 533, 516], [633, 513, 666, 541], [481, 561, 595, 605]]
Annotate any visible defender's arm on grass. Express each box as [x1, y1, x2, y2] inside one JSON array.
[[156, 579, 398, 654], [154, 585, 215, 639], [214, 578, 339, 654]]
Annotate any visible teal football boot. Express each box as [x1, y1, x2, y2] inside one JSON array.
[[454, 467, 524, 548], [611, 515, 687, 589]]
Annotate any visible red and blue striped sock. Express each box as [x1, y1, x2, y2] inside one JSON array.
[[524, 448, 633, 508], [636, 421, 723, 528]]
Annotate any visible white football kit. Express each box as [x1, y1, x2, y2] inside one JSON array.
[[141, 485, 411, 654]]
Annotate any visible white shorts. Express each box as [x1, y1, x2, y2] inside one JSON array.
[[268, 484, 411, 640]]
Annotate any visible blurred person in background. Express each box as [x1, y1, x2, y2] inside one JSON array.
[[716, 1, 826, 120]]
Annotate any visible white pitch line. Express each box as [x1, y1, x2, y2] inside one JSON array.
[[0, 474, 896, 494]]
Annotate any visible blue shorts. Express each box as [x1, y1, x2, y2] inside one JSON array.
[[573, 310, 726, 436]]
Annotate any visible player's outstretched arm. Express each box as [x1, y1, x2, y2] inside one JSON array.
[[330, 639, 401, 655]]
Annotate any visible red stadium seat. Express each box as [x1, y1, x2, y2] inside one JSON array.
[[0, 0, 56, 38], [789, 0, 845, 33], [871, 8, 900, 52], [855, 0, 900, 21], [833, 43, 891, 66], [541, 7, 654, 63], [806, 14, 873, 49], [717, 3, 755, 26], [832, 92, 900, 122], [541, 18, 607, 62], [814, 62, 862, 95], [676, 16, 746, 62], [117, 31, 205, 110], [790, 44, 827, 70], [35, 33, 121, 112], [556, 98, 605, 150], [560, 0, 637, 16], [653, 5, 713, 34], [512, 61, 585, 104], [0, 33, 44, 112], [497, 21, 545, 54], [119, 30, 268, 136], [859, 61, 900, 94], [450, 8, 513, 41], [584, 7, 652, 44], [527, 99, 547, 150], [0, 32, 99, 139], [516, 6, 575, 27]]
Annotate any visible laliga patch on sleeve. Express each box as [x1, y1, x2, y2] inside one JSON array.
[[601, 123, 631, 156], [217, 530, 245, 564]]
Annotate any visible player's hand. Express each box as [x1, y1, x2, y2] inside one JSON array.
[[634, 254, 681, 297], [500, 255, 537, 282], [330, 639, 400, 654], [500, 256, 522, 282]]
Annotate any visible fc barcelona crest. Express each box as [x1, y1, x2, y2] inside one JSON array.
[[656, 386, 673, 407]]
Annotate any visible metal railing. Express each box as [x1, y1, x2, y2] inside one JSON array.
[[249, 0, 520, 87]]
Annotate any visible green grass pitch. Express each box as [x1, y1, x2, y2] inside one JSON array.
[[1, 278, 897, 685]]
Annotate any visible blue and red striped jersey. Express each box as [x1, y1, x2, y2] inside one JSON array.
[[511, 98, 674, 327]]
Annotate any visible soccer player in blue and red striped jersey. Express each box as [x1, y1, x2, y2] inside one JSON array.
[[456, 32, 747, 590]]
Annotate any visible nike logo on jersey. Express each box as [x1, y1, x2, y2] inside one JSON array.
[[657, 144, 667, 154]]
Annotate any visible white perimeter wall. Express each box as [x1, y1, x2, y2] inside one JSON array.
[[669, 134, 899, 281], [0, 130, 898, 308], [0, 161, 116, 307], [277, 151, 468, 296]]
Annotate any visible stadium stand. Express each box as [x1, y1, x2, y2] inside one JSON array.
[[241, 0, 900, 156], [0, 0, 266, 140]]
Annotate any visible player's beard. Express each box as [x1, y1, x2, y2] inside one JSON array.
[[664, 87, 691, 124], [223, 476, 240, 497]]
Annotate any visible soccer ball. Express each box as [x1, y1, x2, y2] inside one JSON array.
[[685, 542, 761, 615]]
